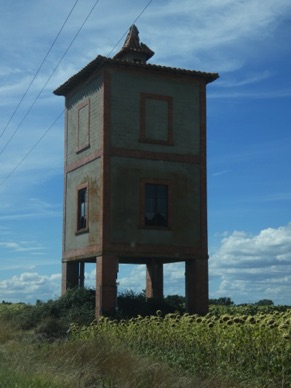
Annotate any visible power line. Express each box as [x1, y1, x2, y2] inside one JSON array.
[[0, 0, 101, 158], [106, 0, 153, 58], [0, 0, 80, 140], [0, 111, 64, 187], [0, 0, 102, 159], [0, 0, 154, 187]]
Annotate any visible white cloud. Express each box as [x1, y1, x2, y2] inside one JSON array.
[[0, 272, 61, 303], [0, 1, 291, 308], [218, 71, 272, 88], [263, 192, 291, 202], [1, 222, 291, 305], [210, 223, 291, 304], [0, 197, 62, 221], [209, 88, 291, 100], [83, 262, 185, 296], [1, 0, 290, 195], [0, 241, 45, 253], [145, 0, 291, 71], [118, 265, 146, 292], [212, 170, 230, 177]]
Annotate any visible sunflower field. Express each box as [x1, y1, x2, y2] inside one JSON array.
[[70, 306, 291, 387]]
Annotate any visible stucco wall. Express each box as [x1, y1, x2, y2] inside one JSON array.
[[66, 74, 103, 167], [64, 149, 102, 251], [109, 68, 200, 155], [110, 156, 201, 247], [63, 64, 205, 259]]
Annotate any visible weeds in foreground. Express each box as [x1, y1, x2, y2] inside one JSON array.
[[0, 291, 290, 387], [71, 309, 291, 387], [0, 333, 220, 387]]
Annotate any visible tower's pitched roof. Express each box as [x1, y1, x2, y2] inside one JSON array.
[[53, 55, 219, 96], [113, 25, 154, 63], [53, 25, 219, 97]]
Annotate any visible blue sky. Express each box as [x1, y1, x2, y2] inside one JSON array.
[[0, 0, 291, 305]]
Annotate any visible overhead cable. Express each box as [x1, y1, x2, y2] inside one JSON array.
[[0, 0, 154, 186], [0, 0, 101, 158], [0, 112, 63, 187], [0, 0, 80, 140]]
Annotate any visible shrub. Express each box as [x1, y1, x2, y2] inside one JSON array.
[[35, 317, 68, 341], [116, 291, 183, 319], [3, 288, 96, 337]]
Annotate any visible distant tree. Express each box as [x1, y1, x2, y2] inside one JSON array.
[[164, 295, 185, 311], [255, 299, 274, 306], [209, 297, 234, 306]]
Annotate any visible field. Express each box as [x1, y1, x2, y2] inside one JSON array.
[[71, 306, 291, 387], [0, 294, 290, 387]]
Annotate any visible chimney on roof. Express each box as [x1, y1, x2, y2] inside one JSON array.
[[113, 25, 154, 64]]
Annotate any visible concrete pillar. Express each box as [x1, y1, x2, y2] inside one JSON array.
[[96, 256, 118, 318], [185, 258, 208, 315], [62, 261, 85, 294], [146, 259, 163, 300], [62, 261, 79, 294]]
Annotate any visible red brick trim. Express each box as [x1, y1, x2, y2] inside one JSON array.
[[63, 108, 68, 259], [63, 244, 102, 260], [104, 242, 205, 259], [65, 149, 102, 173], [96, 256, 118, 318], [76, 98, 90, 153], [199, 82, 208, 253], [111, 147, 199, 164], [139, 178, 173, 229], [140, 93, 173, 145], [62, 243, 207, 262], [102, 69, 112, 248]]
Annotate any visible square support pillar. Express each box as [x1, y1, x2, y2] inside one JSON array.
[[146, 259, 163, 300], [96, 256, 118, 318], [62, 261, 79, 294], [185, 258, 208, 315]]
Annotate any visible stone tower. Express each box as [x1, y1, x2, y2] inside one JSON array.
[[54, 25, 218, 317]]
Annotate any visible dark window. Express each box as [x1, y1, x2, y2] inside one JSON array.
[[145, 183, 168, 227], [77, 188, 87, 230]]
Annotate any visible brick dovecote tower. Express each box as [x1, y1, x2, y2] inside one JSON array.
[[54, 25, 218, 317]]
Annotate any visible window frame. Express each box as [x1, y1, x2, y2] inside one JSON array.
[[76, 98, 90, 153], [139, 93, 173, 145], [76, 183, 89, 234], [140, 179, 172, 229]]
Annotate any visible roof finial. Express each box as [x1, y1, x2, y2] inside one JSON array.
[[113, 25, 154, 64], [123, 25, 140, 50]]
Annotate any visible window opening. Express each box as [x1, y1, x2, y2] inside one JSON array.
[[145, 183, 168, 227], [77, 188, 87, 230]]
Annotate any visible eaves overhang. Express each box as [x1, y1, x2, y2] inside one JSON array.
[[53, 55, 219, 97]]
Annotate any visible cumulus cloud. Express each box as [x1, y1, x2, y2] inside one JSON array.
[[1, 224, 290, 305], [118, 265, 146, 292], [0, 272, 61, 303], [0, 1, 290, 307], [78, 263, 186, 296], [116, 263, 185, 296], [210, 223, 291, 304]]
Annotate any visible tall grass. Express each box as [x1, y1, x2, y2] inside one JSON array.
[[0, 293, 290, 387], [71, 309, 291, 387], [0, 325, 210, 387]]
